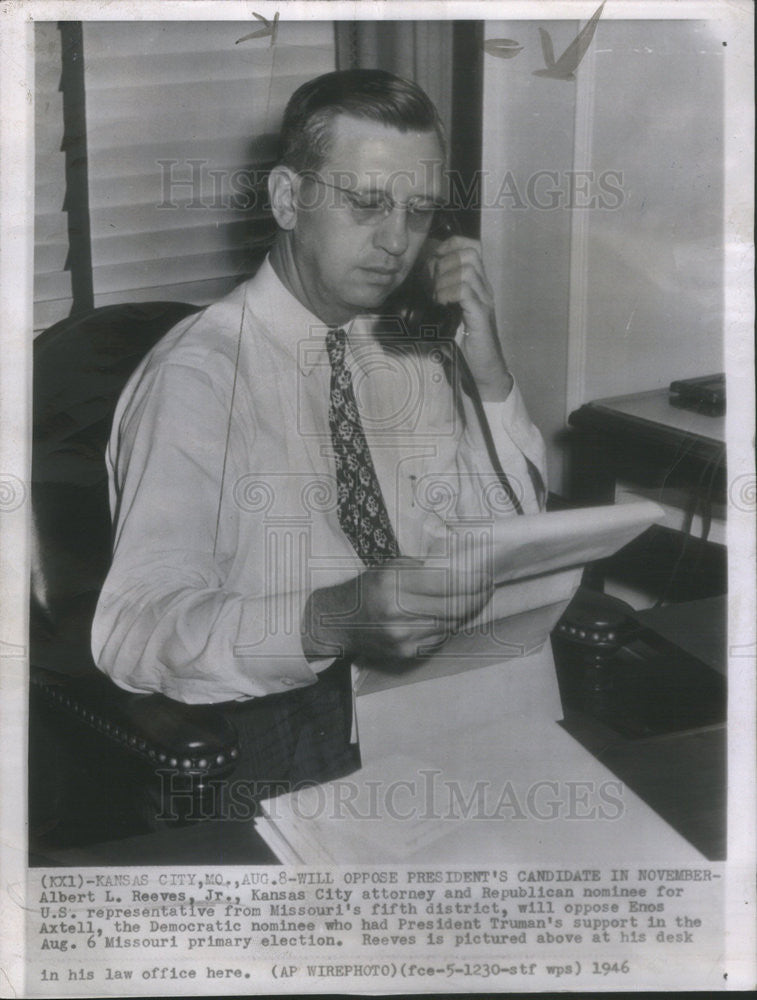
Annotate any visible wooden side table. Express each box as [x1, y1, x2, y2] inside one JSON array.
[[566, 388, 727, 600]]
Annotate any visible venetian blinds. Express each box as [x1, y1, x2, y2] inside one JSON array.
[[34, 23, 73, 332], [80, 21, 335, 308]]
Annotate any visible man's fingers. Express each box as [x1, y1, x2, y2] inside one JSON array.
[[363, 559, 492, 600], [433, 244, 491, 287], [394, 583, 492, 620], [435, 266, 493, 311], [354, 554, 494, 643], [397, 562, 493, 598], [434, 234, 481, 257], [433, 244, 484, 279], [395, 582, 495, 636]]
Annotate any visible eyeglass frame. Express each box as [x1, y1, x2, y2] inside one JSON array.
[[296, 172, 446, 231]]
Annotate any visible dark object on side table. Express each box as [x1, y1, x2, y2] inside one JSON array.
[[669, 372, 725, 416]]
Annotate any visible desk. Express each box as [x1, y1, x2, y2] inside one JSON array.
[[557, 596, 726, 860], [34, 721, 724, 866], [32, 599, 726, 867], [567, 388, 727, 601], [568, 386, 725, 504]]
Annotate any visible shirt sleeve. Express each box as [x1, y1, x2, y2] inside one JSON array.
[[91, 359, 321, 704], [482, 383, 548, 509], [451, 326, 547, 511]]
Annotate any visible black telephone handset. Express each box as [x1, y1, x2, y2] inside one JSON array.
[[382, 212, 524, 516], [381, 212, 463, 342]]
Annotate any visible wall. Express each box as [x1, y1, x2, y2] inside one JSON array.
[[482, 20, 578, 495], [482, 18, 725, 495]]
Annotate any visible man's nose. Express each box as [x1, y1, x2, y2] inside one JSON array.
[[373, 206, 410, 256]]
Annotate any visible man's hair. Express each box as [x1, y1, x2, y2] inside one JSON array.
[[279, 68, 447, 172]]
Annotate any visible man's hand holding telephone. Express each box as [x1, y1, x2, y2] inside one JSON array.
[[301, 222, 512, 670], [383, 214, 514, 402], [427, 233, 514, 402]]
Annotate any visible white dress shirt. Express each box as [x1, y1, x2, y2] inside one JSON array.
[[92, 257, 548, 703]]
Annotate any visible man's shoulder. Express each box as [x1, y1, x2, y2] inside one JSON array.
[[145, 278, 256, 376]]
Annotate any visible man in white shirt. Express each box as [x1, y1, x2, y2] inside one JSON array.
[[92, 69, 547, 794]]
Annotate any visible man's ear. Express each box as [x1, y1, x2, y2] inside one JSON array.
[[268, 165, 299, 231]]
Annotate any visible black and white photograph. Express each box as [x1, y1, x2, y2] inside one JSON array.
[[0, 0, 754, 994]]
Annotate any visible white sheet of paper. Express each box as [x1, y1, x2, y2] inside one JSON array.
[[356, 645, 564, 751], [427, 497, 665, 585], [353, 499, 662, 696], [256, 705, 704, 865]]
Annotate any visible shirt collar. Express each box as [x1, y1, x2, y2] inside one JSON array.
[[247, 256, 364, 376]]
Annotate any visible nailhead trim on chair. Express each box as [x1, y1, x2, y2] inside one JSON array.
[[32, 673, 240, 778]]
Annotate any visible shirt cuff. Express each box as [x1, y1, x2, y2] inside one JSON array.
[[482, 381, 547, 473], [233, 591, 322, 695]]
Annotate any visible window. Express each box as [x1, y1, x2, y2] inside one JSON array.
[[34, 20, 336, 329], [34, 23, 72, 331]]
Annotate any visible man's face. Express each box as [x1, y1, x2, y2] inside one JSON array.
[[290, 114, 445, 325]]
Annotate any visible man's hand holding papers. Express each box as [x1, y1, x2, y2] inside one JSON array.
[[350, 499, 666, 692], [302, 555, 495, 669], [305, 499, 664, 675]]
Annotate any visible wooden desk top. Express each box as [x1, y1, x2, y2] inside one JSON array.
[[634, 595, 727, 676], [587, 388, 724, 444], [570, 387, 725, 456]]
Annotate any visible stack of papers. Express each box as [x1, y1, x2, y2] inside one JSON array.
[[256, 704, 703, 864]]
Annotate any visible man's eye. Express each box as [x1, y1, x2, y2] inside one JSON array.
[[350, 196, 385, 213], [408, 204, 437, 218]]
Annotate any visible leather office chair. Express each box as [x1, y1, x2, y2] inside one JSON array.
[[30, 301, 241, 848]]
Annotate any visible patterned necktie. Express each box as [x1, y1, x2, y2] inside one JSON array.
[[326, 327, 400, 566]]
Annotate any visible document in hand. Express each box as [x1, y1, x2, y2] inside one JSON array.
[[254, 500, 686, 864], [353, 499, 665, 697], [438, 497, 666, 586]]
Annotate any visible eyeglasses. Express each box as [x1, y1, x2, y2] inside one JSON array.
[[300, 174, 442, 231]]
